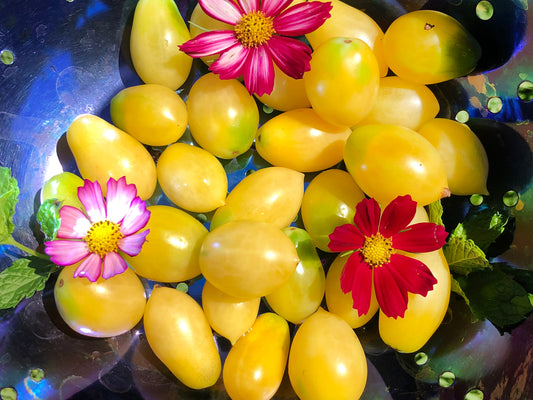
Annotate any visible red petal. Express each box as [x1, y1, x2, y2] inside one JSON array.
[[390, 254, 438, 294], [379, 195, 417, 237], [328, 223, 365, 252], [209, 44, 249, 79], [392, 223, 448, 253], [374, 262, 408, 319], [243, 45, 275, 96], [266, 36, 311, 79], [199, 0, 242, 25], [237, 0, 259, 14], [353, 197, 380, 237], [340, 252, 373, 316], [260, 0, 293, 17], [179, 31, 238, 58], [272, 1, 332, 37]]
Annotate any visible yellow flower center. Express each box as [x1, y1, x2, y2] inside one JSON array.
[[361, 233, 393, 267], [84, 220, 123, 258], [234, 11, 274, 48]]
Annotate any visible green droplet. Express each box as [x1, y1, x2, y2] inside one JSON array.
[[30, 368, 45, 382], [262, 105, 274, 114], [176, 282, 188, 293], [470, 194, 484, 206], [438, 371, 456, 388], [476, 1, 494, 20], [455, 110, 470, 123], [414, 352, 428, 365], [0, 50, 14, 65], [503, 190, 519, 207], [464, 388, 484, 400], [195, 213, 208, 223], [487, 96, 503, 113], [528, 293, 533, 307], [518, 80, 533, 102], [0, 387, 17, 400]]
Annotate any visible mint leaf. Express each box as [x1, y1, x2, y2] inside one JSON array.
[[450, 277, 470, 306], [459, 208, 508, 252], [426, 200, 444, 227], [443, 236, 491, 276], [0, 257, 57, 309], [37, 199, 61, 241], [0, 167, 20, 242]]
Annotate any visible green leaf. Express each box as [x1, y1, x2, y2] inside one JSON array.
[[0, 257, 57, 309], [450, 276, 470, 306], [458, 208, 508, 252], [426, 200, 444, 227], [37, 199, 62, 241], [493, 262, 533, 294], [443, 236, 491, 276], [0, 167, 20, 242]]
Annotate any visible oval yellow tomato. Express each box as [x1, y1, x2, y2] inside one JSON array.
[[124, 205, 208, 282], [143, 286, 221, 389], [223, 313, 290, 400], [40, 171, 84, 209], [54, 264, 146, 337], [255, 65, 311, 111], [66, 114, 157, 200], [255, 108, 352, 173]]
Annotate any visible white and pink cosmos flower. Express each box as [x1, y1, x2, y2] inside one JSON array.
[[45, 177, 150, 282], [179, 0, 332, 96]]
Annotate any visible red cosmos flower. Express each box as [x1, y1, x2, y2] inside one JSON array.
[[328, 195, 448, 319], [179, 0, 332, 96]]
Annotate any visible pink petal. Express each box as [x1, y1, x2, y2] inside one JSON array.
[[179, 31, 239, 58], [243, 45, 275, 96], [118, 229, 150, 257], [266, 36, 311, 79], [392, 223, 448, 253], [389, 254, 438, 297], [73, 253, 102, 282], [77, 180, 106, 223], [120, 198, 150, 236], [57, 206, 91, 239], [209, 44, 249, 80], [374, 262, 408, 319], [260, 0, 294, 17], [328, 223, 365, 252], [273, 1, 332, 36], [379, 195, 417, 237], [199, 0, 243, 25], [341, 252, 373, 316], [44, 240, 90, 266], [106, 176, 138, 224], [353, 198, 381, 237], [101, 252, 128, 280], [237, 0, 259, 14]]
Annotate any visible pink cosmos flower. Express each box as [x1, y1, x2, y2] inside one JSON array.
[[328, 195, 448, 319], [45, 177, 150, 282], [179, 0, 332, 96]]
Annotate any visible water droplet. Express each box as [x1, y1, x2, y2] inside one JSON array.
[[0, 50, 14, 65], [0, 387, 17, 400], [487, 96, 503, 113], [414, 352, 428, 365], [262, 105, 274, 114], [476, 1, 494, 20], [503, 190, 519, 207], [464, 388, 484, 400], [176, 282, 188, 293], [517, 80, 533, 102], [515, 199, 525, 211], [455, 110, 469, 123], [30, 368, 45, 382], [470, 194, 484, 206], [438, 371, 456, 388], [195, 213, 207, 223]]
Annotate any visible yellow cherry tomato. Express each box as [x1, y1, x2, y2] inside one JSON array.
[[202, 280, 260, 345], [383, 10, 481, 84], [110, 84, 187, 146], [144, 287, 221, 389], [187, 73, 259, 159], [66, 114, 157, 200], [255, 108, 352, 173], [54, 264, 146, 338], [123, 205, 207, 282], [210, 167, 304, 230], [301, 169, 365, 252], [130, 0, 192, 90], [304, 37, 380, 127], [288, 308, 367, 400], [255, 65, 311, 111], [199, 220, 299, 299], [325, 253, 379, 329], [344, 124, 449, 206], [156, 143, 228, 213], [223, 313, 290, 400], [264, 227, 326, 324], [40, 172, 84, 209], [418, 118, 489, 195], [357, 76, 440, 131]]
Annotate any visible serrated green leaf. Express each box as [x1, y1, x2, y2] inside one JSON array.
[[0, 167, 20, 242], [426, 200, 444, 227], [450, 277, 470, 306], [443, 236, 491, 276], [0, 257, 57, 309], [459, 208, 509, 252], [37, 198, 62, 240]]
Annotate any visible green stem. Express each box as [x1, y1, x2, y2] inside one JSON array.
[[2, 235, 50, 260]]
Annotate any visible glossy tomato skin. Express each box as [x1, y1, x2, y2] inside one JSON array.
[[54, 264, 146, 338], [256, 65, 311, 112], [288, 308, 367, 400]]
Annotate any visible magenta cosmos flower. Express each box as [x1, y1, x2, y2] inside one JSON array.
[[328, 195, 448, 319], [179, 0, 332, 96], [45, 177, 150, 282]]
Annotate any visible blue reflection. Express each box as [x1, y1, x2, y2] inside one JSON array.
[[14, 376, 54, 400], [76, 0, 110, 29]]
